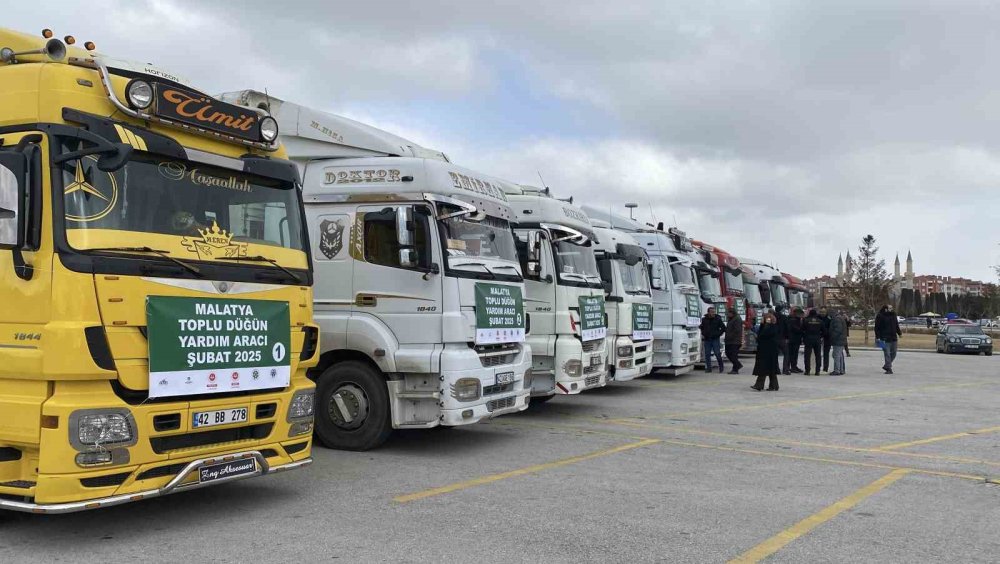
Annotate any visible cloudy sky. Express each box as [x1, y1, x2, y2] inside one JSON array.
[[9, 0, 1000, 281]]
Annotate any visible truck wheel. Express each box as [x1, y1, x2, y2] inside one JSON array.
[[314, 360, 392, 451]]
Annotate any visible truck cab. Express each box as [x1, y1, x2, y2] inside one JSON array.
[[507, 187, 609, 398], [221, 91, 531, 450], [739, 258, 789, 313], [783, 273, 809, 311], [694, 242, 747, 321], [740, 266, 764, 354], [0, 29, 316, 512], [590, 221, 654, 381]]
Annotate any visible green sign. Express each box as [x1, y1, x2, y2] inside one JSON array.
[[735, 299, 747, 318], [147, 296, 291, 398], [685, 294, 702, 319], [578, 295, 607, 341], [715, 301, 728, 315], [632, 303, 653, 341], [474, 283, 525, 345]]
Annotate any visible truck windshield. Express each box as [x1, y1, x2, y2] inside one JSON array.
[[743, 281, 763, 304], [789, 290, 806, 308], [724, 270, 743, 294], [618, 260, 650, 295], [553, 240, 601, 287], [698, 272, 721, 297], [770, 283, 788, 305], [670, 263, 695, 285], [60, 151, 306, 266], [441, 214, 520, 276]]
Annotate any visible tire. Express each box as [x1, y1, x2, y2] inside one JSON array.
[[314, 360, 392, 451], [987, 351, 993, 356]]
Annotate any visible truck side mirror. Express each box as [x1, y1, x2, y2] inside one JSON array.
[[0, 153, 28, 249], [526, 230, 541, 261], [399, 248, 417, 269], [651, 277, 664, 290], [395, 206, 414, 247]]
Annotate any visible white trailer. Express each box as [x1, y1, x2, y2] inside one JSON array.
[[221, 90, 531, 450], [506, 187, 610, 398], [590, 220, 655, 381]]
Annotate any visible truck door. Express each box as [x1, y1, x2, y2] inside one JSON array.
[[350, 204, 443, 348], [307, 208, 353, 351]]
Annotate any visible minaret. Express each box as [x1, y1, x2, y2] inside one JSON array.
[[905, 250, 914, 289], [845, 251, 853, 276], [894, 253, 901, 281], [837, 254, 843, 279]]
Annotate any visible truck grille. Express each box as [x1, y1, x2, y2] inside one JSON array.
[[474, 343, 520, 367], [482, 382, 515, 396], [584, 375, 601, 387], [581, 340, 603, 353], [487, 396, 516, 412], [149, 423, 273, 454]]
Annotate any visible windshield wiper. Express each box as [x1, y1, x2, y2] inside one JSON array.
[[451, 261, 497, 279], [560, 272, 589, 283], [216, 255, 302, 283], [86, 246, 202, 277]]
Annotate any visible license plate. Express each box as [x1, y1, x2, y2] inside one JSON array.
[[590, 354, 602, 367], [192, 407, 248, 428], [198, 458, 258, 483], [495, 371, 515, 386], [965, 344, 978, 348]]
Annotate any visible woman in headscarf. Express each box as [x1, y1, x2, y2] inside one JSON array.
[[752, 311, 781, 391]]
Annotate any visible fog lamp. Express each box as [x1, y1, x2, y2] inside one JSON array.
[[75, 451, 113, 466], [260, 116, 279, 142], [126, 79, 153, 109], [289, 421, 313, 437], [619, 359, 634, 369]]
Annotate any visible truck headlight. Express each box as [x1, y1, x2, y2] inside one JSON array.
[[126, 79, 153, 110], [680, 343, 688, 354], [288, 390, 315, 420], [617, 345, 634, 358], [451, 378, 481, 401], [260, 116, 279, 142], [70, 410, 135, 450], [563, 359, 582, 377]]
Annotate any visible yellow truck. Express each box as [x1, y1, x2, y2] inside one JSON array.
[[0, 28, 318, 513]]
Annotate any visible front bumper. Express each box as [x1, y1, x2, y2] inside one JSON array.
[[440, 388, 531, 425], [0, 451, 311, 514], [946, 344, 992, 353]]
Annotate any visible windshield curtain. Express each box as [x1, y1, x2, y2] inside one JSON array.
[[618, 260, 651, 295], [553, 240, 601, 286], [724, 270, 743, 293], [61, 149, 305, 255], [698, 272, 722, 296], [770, 283, 788, 304], [743, 282, 763, 304], [441, 214, 520, 271], [670, 263, 694, 285]]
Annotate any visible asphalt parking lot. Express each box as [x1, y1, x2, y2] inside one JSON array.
[[1, 349, 997, 563]]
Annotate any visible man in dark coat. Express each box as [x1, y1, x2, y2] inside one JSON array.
[[874, 305, 902, 374], [802, 308, 826, 375], [784, 307, 805, 374], [829, 311, 848, 375], [700, 306, 727, 373], [775, 305, 790, 374], [724, 307, 744, 374], [818, 307, 833, 372]]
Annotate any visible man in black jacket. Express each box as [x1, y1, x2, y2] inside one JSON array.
[[700, 307, 727, 373], [784, 307, 805, 374], [802, 308, 827, 375], [724, 307, 744, 374], [818, 307, 833, 372], [874, 304, 902, 374], [775, 306, 790, 374]]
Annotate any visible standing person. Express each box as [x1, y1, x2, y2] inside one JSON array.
[[785, 307, 805, 374], [775, 306, 790, 374], [845, 317, 852, 357], [725, 307, 745, 374], [700, 306, 726, 373], [874, 305, 902, 374], [752, 312, 780, 391], [926, 317, 932, 329], [802, 308, 826, 375], [819, 307, 833, 373], [829, 310, 848, 375]]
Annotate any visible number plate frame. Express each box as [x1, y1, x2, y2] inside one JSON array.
[[495, 371, 516, 386], [192, 407, 249, 429]]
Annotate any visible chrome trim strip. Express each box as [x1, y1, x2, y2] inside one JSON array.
[[0, 344, 38, 349], [0, 452, 312, 514]]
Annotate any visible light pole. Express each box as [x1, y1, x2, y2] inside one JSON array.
[[625, 202, 638, 220]]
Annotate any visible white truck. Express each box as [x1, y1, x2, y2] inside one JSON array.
[[590, 220, 655, 381], [738, 258, 789, 312], [221, 91, 531, 450], [584, 211, 700, 376], [506, 187, 609, 399]]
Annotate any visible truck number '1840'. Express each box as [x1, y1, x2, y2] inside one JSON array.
[[416, 306, 437, 312]]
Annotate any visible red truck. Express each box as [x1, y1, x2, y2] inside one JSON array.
[[693, 241, 748, 323], [782, 273, 810, 312]]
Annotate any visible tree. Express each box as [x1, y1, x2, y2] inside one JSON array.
[[838, 235, 893, 344], [914, 290, 923, 316]]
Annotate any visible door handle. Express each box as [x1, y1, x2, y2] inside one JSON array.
[[356, 294, 378, 307]]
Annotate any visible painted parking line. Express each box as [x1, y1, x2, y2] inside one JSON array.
[[728, 469, 912, 564], [875, 425, 1000, 451], [393, 438, 661, 504]]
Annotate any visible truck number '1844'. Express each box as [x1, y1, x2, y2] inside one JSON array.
[[13, 333, 41, 341]]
